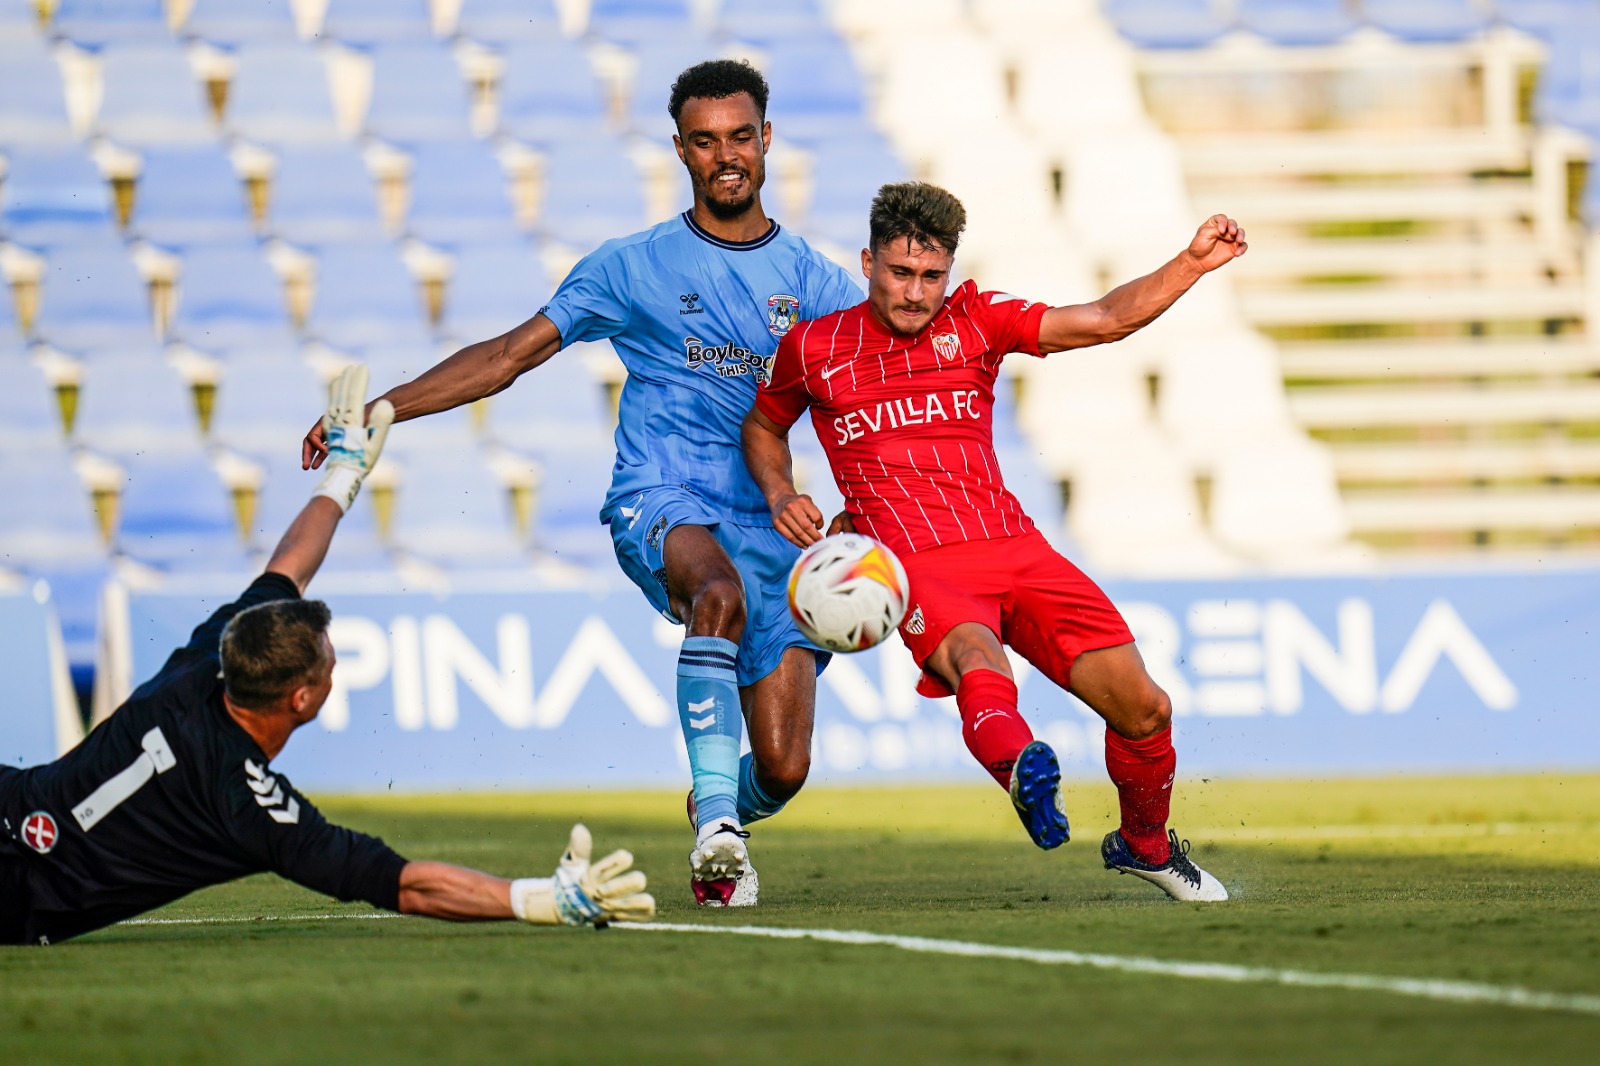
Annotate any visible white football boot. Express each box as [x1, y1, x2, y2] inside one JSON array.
[[687, 799, 759, 907], [1102, 828, 1229, 902]]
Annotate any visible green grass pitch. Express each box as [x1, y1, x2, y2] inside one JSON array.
[[5, 775, 1598, 1064]]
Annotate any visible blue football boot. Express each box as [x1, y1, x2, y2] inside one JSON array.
[[1008, 741, 1070, 849]]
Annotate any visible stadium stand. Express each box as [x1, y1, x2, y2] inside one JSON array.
[[0, 146, 118, 248], [404, 139, 520, 244], [537, 136, 650, 249], [266, 144, 386, 245], [32, 239, 155, 349], [0, 355, 59, 450], [452, 0, 564, 44], [92, 43, 213, 146], [129, 146, 254, 247], [181, 0, 302, 45], [71, 352, 200, 453], [304, 242, 431, 348], [497, 39, 610, 145], [588, 0, 699, 46], [440, 239, 551, 339], [113, 450, 252, 570], [169, 243, 296, 350], [225, 44, 343, 145], [321, 0, 434, 45], [364, 43, 475, 142]]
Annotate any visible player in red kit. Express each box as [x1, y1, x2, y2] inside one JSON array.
[[743, 182, 1245, 902]]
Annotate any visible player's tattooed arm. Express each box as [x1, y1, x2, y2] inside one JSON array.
[[742, 407, 826, 547], [301, 314, 563, 470], [1036, 214, 1246, 354]]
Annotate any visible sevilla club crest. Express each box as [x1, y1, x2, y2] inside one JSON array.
[[932, 332, 962, 361], [22, 811, 59, 854], [767, 294, 800, 337]]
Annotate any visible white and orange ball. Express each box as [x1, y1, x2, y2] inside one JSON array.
[[786, 533, 910, 653]]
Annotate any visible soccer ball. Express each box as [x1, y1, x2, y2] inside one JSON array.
[[786, 533, 910, 653]]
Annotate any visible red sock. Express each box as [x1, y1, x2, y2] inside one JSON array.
[[956, 670, 1033, 789], [1105, 727, 1176, 864]]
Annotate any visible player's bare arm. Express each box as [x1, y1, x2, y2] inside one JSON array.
[[1036, 214, 1247, 354], [742, 406, 825, 547], [301, 313, 562, 470]]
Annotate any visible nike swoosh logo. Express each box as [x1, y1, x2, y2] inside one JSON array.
[[820, 364, 848, 380]]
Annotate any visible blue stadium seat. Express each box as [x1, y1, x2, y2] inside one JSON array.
[[805, 135, 910, 248], [210, 354, 324, 450], [0, 0, 38, 40], [183, 0, 299, 44], [1364, 0, 1489, 42], [454, 0, 562, 43], [33, 241, 154, 349], [131, 146, 253, 247], [73, 352, 200, 452], [1494, 0, 1595, 39], [1238, 0, 1360, 45], [366, 44, 473, 141], [0, 39, 76, 146], [442, 240, 550, 340], [322, 0, 433, 44], [226, 45, 341, 144], [1103, 0, 1232, 49], [387, 450, 529, 568], [95, 44, 213, 146], [538, 137, 648, 249], [0, 357, 62, 449], [485, 343, 611, 445], [0, 448, 105, 566], [171, 243, 295, 351], [114, 451, 253, 571], [247, 450, 392, 567], [52, 0, 171, 45], [627, 40, 721, 140], [0, 147, 116, 248], [522, 428, 617, 564], [0, 262, 20, 349], [307, 243, 430, 348], [762, 38, 875, 143], [269, 145, 385, 245], [404, 139, 518, 244], [588, 0, 693, 44], [719, 0, 831, 44], [498, 40, 609, 145]]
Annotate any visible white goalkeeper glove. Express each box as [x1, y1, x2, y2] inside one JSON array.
[[509, 824, 655, 928], [314, 363, 394, 513]]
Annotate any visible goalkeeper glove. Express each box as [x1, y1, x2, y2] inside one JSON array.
[[509, 824, 655, 927], [314, 363, 394, 513]]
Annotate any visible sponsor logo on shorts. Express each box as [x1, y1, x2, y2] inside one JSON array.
[[904, 605, 925, 635], [21, 811, 58, 854], [646, 516, 669, 551]]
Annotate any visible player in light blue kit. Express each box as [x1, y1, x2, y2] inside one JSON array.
[[302, 61, 862, 906]]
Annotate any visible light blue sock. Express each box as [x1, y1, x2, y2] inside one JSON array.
[[736, 751, 788, 824], [678, 636, 741, 829]]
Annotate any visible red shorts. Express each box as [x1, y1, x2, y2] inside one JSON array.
[[897, 529, 1134, 698]]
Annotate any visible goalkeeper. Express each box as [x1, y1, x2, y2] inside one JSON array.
[[0, 367, 653, 946]]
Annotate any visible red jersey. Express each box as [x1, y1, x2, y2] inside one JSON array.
[[755, 280, 1049, 557]]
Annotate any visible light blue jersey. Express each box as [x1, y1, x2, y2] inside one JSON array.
[[539, 212, 863, 522]]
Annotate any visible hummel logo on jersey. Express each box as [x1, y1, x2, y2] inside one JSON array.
[[679, 293, 704, 315], [244, 759, 300, 825], [820, 363, 848, 380], [905, 605, 926, 635]]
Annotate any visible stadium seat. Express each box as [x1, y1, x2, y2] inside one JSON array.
[[170, 243, 295, 351], [322, 0, 433, 45], [718, 0, 831, 43], [804, 136, 910, 248], [268, 145, 385, 245], [32, 242, 155, 349], [441, 240, 551, 340], [1236, 0, 1360, 46], [0, 356, 63, 449], [1364, 0, 1489, 42], [762, 38, 874, 144], [1020, 356, 1154, 476], [113, 451, 253, 571], [365, 44, 474, 142], [0, 0, 37, 40], [485, 341, 612, 447], [516, 426, 619, 562], [1209, 434, 1357, 566], [72, 352, 200, 452], [626, 39, 724, 141], [0, 38, 74, 147], [209, 354, 324, 450], [0, 447, 105, 566], [1102, 0, 1232, 50], [0, 147, 116, 248], [247, 450, 392, 567], [1156, 331, 1297, 471], [537, 138, 649, 249], [587, 0, 695, 44], [385, 450, 530, 567], [226, 45, 342, 145], [498, 40, 609, 145], [94, 44, 214, 147], [404, 139, 519, 244], [51, 0, 171, 45], [453, 0, 562, 43], [306, 242, 430, 348], [1536, 24, 1600, 129], [130, 146, 253, 247], [182, 0, 300, 44]]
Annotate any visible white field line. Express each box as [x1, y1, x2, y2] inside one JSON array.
[[117, 912, 1600, 1017]]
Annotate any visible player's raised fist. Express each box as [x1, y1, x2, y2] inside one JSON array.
[[1186, 214, 1247, 273]]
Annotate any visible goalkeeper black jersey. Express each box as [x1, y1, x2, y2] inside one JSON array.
[[0, 573, 407, 946]]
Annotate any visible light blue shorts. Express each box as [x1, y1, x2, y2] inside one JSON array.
[[607, 485, 830, 687]]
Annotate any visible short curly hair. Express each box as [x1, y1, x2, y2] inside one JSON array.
[[869, 182, 967, 255], [668, 59, 769, 127]]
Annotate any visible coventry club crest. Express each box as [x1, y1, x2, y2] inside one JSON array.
[[767, 293, 800, 337]]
